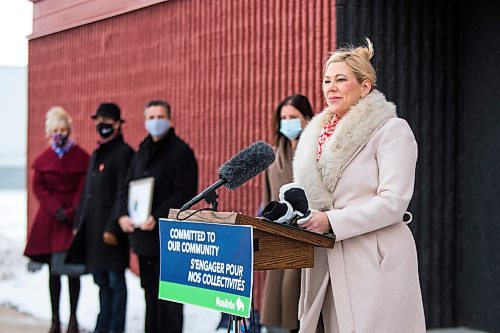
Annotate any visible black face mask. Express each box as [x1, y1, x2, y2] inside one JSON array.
[[96, 123, 115, 138]]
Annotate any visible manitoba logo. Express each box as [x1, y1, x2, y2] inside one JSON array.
[[236, 298, 244, 312], [215, 297, 235, 310]]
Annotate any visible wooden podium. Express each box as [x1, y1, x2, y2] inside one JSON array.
[[168, 209, 335, 271]]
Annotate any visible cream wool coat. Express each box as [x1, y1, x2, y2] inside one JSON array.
[[293, 90, 425, 333]]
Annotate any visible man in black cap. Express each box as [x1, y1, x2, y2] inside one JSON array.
[[74, 102, 134, 333], [117, 100, 198, 333]]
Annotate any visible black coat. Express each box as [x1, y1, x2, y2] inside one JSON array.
[[71, 135, 134, 271], [118, 128, 198, 257]]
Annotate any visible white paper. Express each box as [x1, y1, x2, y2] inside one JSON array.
[[128, 177, 154, 227]]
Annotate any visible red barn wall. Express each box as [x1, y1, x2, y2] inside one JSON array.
[[27, 0, 336, 229]]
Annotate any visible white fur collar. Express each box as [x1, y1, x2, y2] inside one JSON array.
[[293, 90, 397, 210]]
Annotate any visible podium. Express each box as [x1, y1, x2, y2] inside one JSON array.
[[168, 209, 335, 271], [165, 209, 335, 332]]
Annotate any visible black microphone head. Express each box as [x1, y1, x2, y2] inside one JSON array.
[[218, 141, 275, 190]]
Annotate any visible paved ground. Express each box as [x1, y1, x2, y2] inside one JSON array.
[[0, 304, 488, 333], [0, 305, 50, 333]]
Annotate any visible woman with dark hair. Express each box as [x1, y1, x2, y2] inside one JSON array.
[[260, 94, 314, 333]]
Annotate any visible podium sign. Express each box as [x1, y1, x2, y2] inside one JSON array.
[[159, 219, 253, 318]]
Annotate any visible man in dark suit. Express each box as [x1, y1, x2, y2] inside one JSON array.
[[118, 100, 198, 333], [75, 103, 134, 333]]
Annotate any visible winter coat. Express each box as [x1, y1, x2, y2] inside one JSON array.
[[72, 135, 134, 271], [118, 128, 198, 257], [293, 90, 426, 333], [260, 136, 301, 330], [24, 145, 89, 257]]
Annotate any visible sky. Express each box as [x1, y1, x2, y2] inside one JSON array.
[[0, 0, 33, 66]]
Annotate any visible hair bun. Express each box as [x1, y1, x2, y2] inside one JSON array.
[[46, 106, 68, 121], [354, 38, 374, 61]]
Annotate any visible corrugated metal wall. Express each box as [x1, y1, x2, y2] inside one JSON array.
[[460, 1, 500, 331], [28, 1, 336, 229], [336, 0, 462, 328]]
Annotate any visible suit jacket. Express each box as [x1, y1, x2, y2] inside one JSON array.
[[72, 134, 134, 271], [293, 90, 425, 333], [24, 145, 89, 257], [118, 128, 198, 257]]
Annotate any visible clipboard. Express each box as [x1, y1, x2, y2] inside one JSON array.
[[128, 177, 155, 227]]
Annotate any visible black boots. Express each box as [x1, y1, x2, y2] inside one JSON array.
[[67, 314, 79, 333], [49, 314, 78, 333], [48, 316, 61, 333]]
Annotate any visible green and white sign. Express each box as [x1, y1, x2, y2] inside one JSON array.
[[159, 219, 254, 318]]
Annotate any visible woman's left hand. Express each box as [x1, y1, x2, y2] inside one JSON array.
[[300, 211, 331, 234]]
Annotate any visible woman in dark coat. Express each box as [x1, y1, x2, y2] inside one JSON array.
[[260, 95, 314, 333], [24, 107, 89, 333]]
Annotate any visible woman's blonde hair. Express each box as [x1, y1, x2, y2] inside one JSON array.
[[324, 38, 377, 88], [45, 106, 71, 137]]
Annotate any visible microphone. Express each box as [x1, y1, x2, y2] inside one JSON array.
[[179, 141, 275, 212]]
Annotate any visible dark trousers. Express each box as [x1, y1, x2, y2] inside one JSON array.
[[92, 269, 127, 333], [138, 255, 183, 333]]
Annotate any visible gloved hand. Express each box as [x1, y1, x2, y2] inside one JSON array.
[[55, 207, 69, 224], [279, 183, 313, 225], [261, 200, 295, 224]]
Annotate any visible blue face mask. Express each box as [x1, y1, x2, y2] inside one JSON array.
[[145, 118, 170, 137], [280, 118, 303, 140]]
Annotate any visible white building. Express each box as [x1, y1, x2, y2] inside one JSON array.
[[0, 65, 27, 188]]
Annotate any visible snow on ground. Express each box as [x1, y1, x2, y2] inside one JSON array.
[[0, 190, 223, 332]]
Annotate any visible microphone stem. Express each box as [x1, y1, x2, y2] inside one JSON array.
[[180, 178, 226, 212]]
